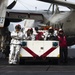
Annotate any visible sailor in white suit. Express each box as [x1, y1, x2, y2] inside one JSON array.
[[9, 24, 25, 64]]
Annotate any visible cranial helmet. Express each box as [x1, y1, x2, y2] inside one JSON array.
[[59, 28, 63, 32], [49, 26, 53, 29], [15, 24, 21, 29]]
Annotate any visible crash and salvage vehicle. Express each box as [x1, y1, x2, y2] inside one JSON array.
[[19, 40, 60, 64]]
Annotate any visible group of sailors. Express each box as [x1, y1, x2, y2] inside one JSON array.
[[23, 26, 58, 41], [9, 24, 68, 65]]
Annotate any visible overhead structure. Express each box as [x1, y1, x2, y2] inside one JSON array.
[[7, 0, 17, 9], [38, 0, 75, 9], [0, 0, 8, 27]]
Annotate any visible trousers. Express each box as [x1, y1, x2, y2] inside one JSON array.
[[60, 47, 68, 63], [9, 44, 21, 64]]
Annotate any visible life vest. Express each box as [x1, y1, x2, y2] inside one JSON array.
[[35, 32, 44, 40], [58, 35, 67, 47], [46, 33, 56, 40]]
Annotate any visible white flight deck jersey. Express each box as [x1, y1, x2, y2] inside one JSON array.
[[10, 31, 25, 45]]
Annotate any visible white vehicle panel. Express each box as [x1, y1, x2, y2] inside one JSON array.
[[20, 41, 60, 58]]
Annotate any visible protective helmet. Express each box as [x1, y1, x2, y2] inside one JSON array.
[[49, 26, 53, 29], [35, 27, 38, 31], [48, 26, 54, 33], [59, 28, 63, 32], [15, 24, 21, 29]]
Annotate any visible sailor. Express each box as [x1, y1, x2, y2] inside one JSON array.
[[30, 28, 35, 40], [26, 29, 32, 40], [35, 27, 45, 40], [58, 28, 68, 63], [46, 27, 56, 40], [9, 24, 25, 64]]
